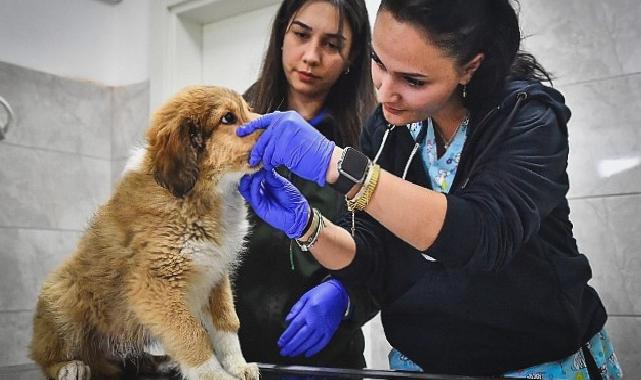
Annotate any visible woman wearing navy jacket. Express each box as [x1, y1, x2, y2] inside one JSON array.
[[237, 0, 623, 378]]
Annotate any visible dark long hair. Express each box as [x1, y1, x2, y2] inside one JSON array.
[[246, 0, 375, 147], [379, 0, 552, 113]]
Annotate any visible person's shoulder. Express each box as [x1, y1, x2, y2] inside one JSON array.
[[497, 80, 571, 130]]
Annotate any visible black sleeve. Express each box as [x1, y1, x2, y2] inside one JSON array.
[[341, 280, 380, 325], [428, 101, 570, 272], [330, 108, 390, 296]]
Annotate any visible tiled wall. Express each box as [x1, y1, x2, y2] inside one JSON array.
[[520, 0, 641, 375], [0, 61, 148, 366]]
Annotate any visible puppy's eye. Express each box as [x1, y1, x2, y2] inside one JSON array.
[[221, 112, 237, 125]]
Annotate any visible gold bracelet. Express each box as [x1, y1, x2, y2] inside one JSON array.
[[346, 164, 381, 212]]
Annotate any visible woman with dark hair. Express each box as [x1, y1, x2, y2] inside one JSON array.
[[237, 0, 623, 378], [234, 0, 378, 369]]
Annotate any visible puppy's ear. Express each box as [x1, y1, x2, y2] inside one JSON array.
[[150, 118, 204, 198]]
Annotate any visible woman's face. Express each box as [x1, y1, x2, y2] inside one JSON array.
[[282, 1, 353, 101], [371, 10, 467, 125]]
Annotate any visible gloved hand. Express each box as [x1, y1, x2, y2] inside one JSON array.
[[239, 168, 310, 239], [236, 111, 336, 187], [278, 279, 349, 358]]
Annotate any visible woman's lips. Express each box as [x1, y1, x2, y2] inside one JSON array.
[[383, 104, 405, 115], [297, 71, 319, 83]]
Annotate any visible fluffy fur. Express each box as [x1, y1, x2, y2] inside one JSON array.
[[30, 86, 262, 380]]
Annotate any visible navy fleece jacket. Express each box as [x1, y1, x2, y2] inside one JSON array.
[[332, 81, 607, 375]]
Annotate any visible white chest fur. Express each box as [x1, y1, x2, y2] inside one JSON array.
[[183, 173, 249, 313]]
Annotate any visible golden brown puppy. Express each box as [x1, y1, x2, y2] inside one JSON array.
[[30, 85, 262, 380]]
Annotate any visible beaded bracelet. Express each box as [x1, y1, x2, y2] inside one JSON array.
[[295, 208, 325, 252]]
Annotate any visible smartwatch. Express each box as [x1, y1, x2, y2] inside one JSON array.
[[331, 147, 370, 194]]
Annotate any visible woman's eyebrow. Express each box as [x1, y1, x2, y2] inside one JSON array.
[[371, 48, 427, 78], [291, 20, 346, 40]]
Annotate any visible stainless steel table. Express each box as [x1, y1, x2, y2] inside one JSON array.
[[0, 363, 507, 380]]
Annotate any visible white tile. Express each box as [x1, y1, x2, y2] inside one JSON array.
[[0, 311, 35, 367], [111, 82, 149, 160], [111, 158, 129, 190], [605, 316, 641, 376], [0, 62, 111, 159], [0, 228, 81, 310], [520, 0, 622, 85], [562, 74, 641, 198], [0, 145, 110, 230], [570, 195, 641, 315], [601, 0, 641, 74]]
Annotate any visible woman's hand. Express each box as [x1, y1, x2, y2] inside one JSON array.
[[236, 111, 336, 187], [278, 279, 349, 358], [239, 169, 310, 239]]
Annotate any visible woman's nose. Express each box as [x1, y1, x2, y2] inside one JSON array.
[[302, 41, 321, 66], [376, 74, 400, 103]]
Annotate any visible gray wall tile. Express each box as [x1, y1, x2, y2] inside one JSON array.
[[562, 74, 641, 198], [111, 157, 128, 190], [0, 145, 110, 230], [569, 194, 641, 316], [605, 316, 641, 376], [0, 62, 111, 159], [601, 0, 641, 74], [520, 0, 622, 85], [0, 311, 35, 366], [0, 228, 81, 310], [111, 82, 149, 161], [0, 365, 44, 380]]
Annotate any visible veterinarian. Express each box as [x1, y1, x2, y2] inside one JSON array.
[[237, 0, 623, 378], [233, 0, 379, 368]]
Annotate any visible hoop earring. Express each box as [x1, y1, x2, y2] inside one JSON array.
[[462, 84, 467, 99]]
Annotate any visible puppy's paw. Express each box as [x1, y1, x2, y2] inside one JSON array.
[[231, 362, 259, 380], [221, 357, 259, 380], [182, 355, 236, 380], [57, 360, 91, 380]]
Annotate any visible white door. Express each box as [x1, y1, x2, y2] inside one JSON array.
[[202, 5, 279, 94]]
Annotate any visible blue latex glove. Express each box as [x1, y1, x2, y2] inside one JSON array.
[[278, 279, 349, 358], [236, 111, 336, 187], [239, 168, 310, 239]]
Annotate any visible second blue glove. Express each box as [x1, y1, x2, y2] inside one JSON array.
[[239, 169, 310, 239], [278, 279, 349, 358]]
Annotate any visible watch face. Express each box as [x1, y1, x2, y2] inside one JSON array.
[[340, 148, 370, 183]]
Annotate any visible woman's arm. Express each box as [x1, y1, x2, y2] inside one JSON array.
[[304, 147, 447, 269]]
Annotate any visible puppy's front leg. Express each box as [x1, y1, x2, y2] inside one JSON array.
[[207, 275, 259, 380], [133, 287, 234, 380]]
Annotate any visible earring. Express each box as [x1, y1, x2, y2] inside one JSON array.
[[344, 66, 350, 75], [462, 84, 467, 99]]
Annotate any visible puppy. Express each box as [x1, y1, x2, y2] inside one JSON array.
[[30, 85, 262, 380]]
